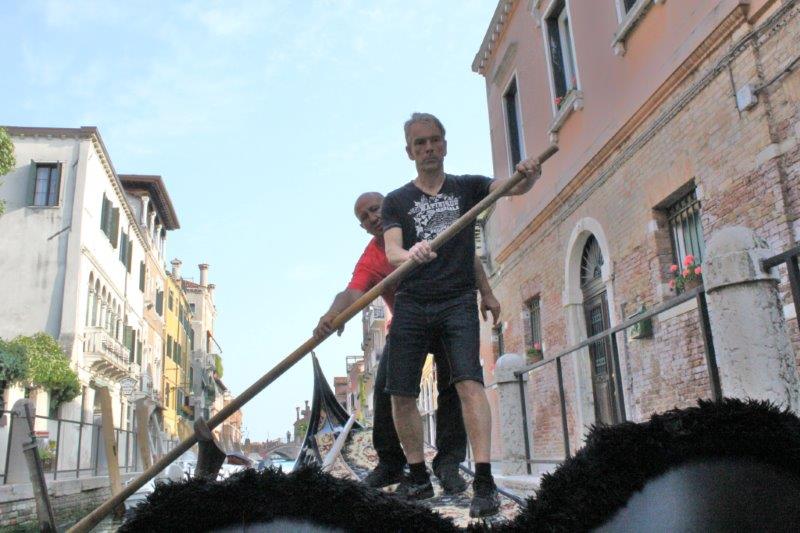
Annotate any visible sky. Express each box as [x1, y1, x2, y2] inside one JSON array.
[[0, 0, 499, 442]]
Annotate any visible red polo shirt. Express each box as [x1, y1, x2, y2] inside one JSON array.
[[347, 237, 396, 313]]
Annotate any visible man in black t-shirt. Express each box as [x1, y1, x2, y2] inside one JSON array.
[[382, 112, 541, 518]]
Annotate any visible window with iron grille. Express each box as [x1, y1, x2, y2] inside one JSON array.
[[526, 297, 542, 349], [667, 189, 705, 265], [492, 324, 505, 360]]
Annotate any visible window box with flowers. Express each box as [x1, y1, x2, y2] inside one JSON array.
[[548, 89, 584, 143], [669, 254, 703, 293], [526, 342, 544, 364]]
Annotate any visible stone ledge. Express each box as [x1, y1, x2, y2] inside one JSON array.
[[659, 297, 698, 322], [0, 472, 140, 504], [495, 473, 543, 498]]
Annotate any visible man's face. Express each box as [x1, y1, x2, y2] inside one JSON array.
[[405, 121, 447, 174], [355, 195, 383, 237]]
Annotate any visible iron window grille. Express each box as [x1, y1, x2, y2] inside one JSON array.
[[667, 189, 705, 264], [527, 297, 542, 349]]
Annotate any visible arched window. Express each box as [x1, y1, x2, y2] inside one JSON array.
[[86, 275, 95, 326], [580, 235, 604, 297], [105, 293, 113, 332], [92, 281, 100, 326]]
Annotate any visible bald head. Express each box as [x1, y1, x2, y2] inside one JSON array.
[[354, 192, 385, 237], [353, 192, 384, 213]]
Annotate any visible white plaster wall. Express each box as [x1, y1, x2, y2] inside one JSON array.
[[0, 137, 80, 340], [0, 134, 150, 451]]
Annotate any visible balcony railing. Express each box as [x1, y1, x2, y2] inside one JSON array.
[[367, 306, 385, 329], [83, 326, 134, 381], [512, 285, 718, 472]]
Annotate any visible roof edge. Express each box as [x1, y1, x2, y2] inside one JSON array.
[[472, 0, 517, 75], [119, 174, 181, 230]]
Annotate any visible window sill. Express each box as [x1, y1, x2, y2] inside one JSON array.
[[26, 205, 61, 210], [548, 89, 584, 143], [611, 0, 666, 56]]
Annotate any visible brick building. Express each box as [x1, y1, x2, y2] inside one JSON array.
[[473, 0, 800, 463]]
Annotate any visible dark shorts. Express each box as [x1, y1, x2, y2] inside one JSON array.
[[386, 291, 483, 397]]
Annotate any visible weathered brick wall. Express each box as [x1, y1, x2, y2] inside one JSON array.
[[0, 473, 138, 530], [0, 487, 110, 530], [481, 2, 800, 462]]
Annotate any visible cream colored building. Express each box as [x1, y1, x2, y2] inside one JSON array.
[[0, 126, 172, 470]]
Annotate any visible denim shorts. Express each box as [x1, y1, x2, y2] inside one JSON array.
[[385, 291, 483, 397]]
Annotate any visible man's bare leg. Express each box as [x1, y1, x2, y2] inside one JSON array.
[[455, 379, 499, 517], [391, 394, 433, 499], [391, 395, 424, 464], [454, 380, 491, 463]]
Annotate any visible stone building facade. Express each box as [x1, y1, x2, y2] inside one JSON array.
[[473, 0, 800, 462]]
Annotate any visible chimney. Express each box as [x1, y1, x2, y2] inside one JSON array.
[[296, 406, 300, 421], [171, 259, 182, 279], [199, 263, 209, 287], [207, 283, 216, 299]]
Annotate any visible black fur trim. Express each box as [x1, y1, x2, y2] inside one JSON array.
[[505, 398, 800, 532], [121, 465, 460, 532]]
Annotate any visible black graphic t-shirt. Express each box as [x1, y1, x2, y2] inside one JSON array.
[[382, 174, 493, 300]]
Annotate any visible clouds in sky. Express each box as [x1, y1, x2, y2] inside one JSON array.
[[2, 0, 497, 441]]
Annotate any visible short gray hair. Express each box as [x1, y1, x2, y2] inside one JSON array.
[[403, 113, 446, 144]]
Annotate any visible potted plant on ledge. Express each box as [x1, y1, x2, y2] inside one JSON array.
[[669, 254, 703, 293], [527, 342, 543, 364]]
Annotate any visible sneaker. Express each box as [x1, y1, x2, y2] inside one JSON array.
[[469, 477, 500, 518], [434, 464, 468, 494], [363, 462, 404, 488], [395, 475, 434, 501]]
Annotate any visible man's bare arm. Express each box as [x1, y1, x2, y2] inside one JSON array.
[[474, 256, 501, 325], [489, 157, 542, 197], [385, 227, 437, 267], [313, 287, 365, 339]]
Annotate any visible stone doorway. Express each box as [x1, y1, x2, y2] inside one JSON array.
[[580, 235, 621, 425]]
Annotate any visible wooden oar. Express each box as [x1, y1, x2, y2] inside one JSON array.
[[69, 144, 558, 532]]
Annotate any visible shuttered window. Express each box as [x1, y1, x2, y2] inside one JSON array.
[[30, 163, 62, 207], [118, 232, 133, 272], [100, 194, 120, 247], [139, 262, 146, 292]]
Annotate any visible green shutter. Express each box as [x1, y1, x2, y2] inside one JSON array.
[[126, 241, 133, 272], [110, 208, 120, 248], [137, 341, 142, 365], [119, 233, 126, 262], [130, 330, 137, 362], [53, 163, 63, 206], [100, 195, 109, 235], [139, 262, 145, 292], [27, 161, 38, 206]]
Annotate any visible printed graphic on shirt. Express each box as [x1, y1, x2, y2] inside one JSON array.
[[409, 194, 460, 241]]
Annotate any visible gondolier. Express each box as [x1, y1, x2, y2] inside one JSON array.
[[313, 191, 501, 494], [382, 112, 541, 517]]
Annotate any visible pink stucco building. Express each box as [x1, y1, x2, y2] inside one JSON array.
[[473, 0, 800, 464]]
